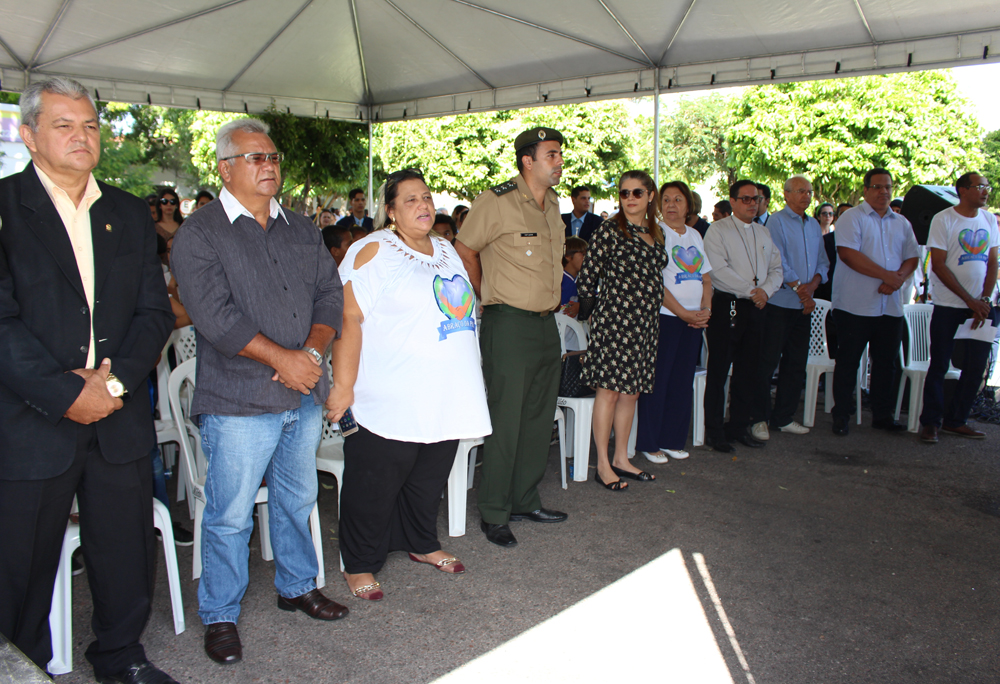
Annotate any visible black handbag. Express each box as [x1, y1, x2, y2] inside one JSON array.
[[559, 351, 595, 398]]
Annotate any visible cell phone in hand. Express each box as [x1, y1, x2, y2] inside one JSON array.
[[338, 407, 359, 436]]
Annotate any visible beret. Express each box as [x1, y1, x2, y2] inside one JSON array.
[[514, 127, 564, 156]]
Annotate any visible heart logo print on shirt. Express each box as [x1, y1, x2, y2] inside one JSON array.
[[958, 228, 989, 255], [433, 274, 475, 320], [671, 245, 704, 273]]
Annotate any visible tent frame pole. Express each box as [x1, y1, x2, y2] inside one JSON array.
[[368, 117, 374, 216], [653, 71, 660, 188]]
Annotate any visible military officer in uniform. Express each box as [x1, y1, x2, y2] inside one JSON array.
[[456, 127, 568, 548]]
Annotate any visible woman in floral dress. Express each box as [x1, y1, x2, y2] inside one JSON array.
[[577, 170, 668, 490]]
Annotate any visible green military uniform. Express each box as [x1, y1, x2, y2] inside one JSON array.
[[458, 173, 565, 524]]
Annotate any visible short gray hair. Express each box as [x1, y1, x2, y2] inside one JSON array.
[[784, 174, 812, 192], [20, 77, 97, 131], [216, 118, 270, 162]]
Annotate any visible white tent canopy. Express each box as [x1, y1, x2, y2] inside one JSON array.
[[2, 0, 999, 123]]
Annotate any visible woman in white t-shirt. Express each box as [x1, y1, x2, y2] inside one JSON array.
[[635, 181, 713, 463], [325, 169, 491, 601]]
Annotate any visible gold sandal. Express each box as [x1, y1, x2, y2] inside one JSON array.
[[408, 553, 466, 574], [344, 574, 383, 601]]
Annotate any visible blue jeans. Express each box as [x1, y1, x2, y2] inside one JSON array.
[[197, 394, 322, 625]]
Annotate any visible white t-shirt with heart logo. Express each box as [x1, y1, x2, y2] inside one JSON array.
[[926, 207, 1000, 309], [339, 231, 492, 442], [658, 223, 713, 316]]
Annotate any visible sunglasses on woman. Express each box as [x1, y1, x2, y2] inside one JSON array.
[[619, 188, 648, 199], [159, 197, 179, 205]]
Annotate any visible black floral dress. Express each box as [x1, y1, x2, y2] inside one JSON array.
[[577, 219, 669, 394]]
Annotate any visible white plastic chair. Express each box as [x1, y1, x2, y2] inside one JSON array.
[[895, 303, 960, 432], [172, 325, 197, 362], [447, 437, 484, 537], [168, 358, 325, 587], [692, 367, 707, 446], [315, 352, 346, 569], [154, 327, 199, 518], [803, 300, 836, 427], [48, 498, 185, 675], [553, 313, 594, 483]]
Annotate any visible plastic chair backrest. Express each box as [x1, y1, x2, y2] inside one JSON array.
[[903, 303, 933, 365], [808, 299, 833, 362], [174, 326, 197, 363], [553, 313, 588, 356], [167, 358, 204, 485]]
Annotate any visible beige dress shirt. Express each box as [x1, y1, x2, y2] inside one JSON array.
[[35, 165, 102, 368], [457, 174, 565, 312]]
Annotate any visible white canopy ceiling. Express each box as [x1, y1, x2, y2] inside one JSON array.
[[2, 0, 999, 122]]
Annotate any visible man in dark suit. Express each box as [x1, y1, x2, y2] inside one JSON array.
[[561, 185, 602, 243], [334, 187, 374, 232], [0, 78, 176, 683]]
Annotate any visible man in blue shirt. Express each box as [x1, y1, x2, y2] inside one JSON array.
[[757, 175, 830, 438], [561, 186, 602, 243], [830, 168, 919, 436]]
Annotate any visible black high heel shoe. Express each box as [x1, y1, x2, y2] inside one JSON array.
[[594, 470, 627, 491]]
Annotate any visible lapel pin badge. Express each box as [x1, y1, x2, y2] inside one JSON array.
[[105, 224, 112, 232]]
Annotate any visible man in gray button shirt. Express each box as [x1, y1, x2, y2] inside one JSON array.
[[171, 119, 347, 667]]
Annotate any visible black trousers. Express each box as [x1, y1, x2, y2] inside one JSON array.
[[759, 305, 812, 427], [0, 425, 154, 676], [704, 292, 767, 440], [920, 305, 997, 429], [831, 310, 903, 421], [339, 425, 458, 574]]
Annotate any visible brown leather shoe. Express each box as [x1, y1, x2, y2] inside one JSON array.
[[919, 424, 939, 444], [941, 424, 986, 439], [204, 622, 242, 664], [277, 588, 349, 620]]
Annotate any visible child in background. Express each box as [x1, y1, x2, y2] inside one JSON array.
[[561, 237, 588, 318], [561, 237, 589, 352]]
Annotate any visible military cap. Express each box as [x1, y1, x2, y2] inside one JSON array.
[[514, 127, 564, 156]]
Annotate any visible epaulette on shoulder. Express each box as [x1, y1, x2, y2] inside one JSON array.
[[490, 180, 517, 196]]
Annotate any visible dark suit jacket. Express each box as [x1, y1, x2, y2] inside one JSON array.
[[0, 163, 174, 480], [335, 214, 374, 232], [562, 211, 602, 244]]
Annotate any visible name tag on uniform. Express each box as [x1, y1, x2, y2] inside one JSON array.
[[520, 232, 537, 237]]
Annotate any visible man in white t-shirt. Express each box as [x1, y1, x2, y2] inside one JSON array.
[[918, 172, 999, 443]]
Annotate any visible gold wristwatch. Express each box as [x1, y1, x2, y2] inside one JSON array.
[[106, 372, 126, 398]]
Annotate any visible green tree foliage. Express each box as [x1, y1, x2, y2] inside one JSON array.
[[187, 110, 247, 189], [725, 72, 984, 205], [97, 103, 207, 195], [633, 93, 735, 189], [257, 108, 370, 210], [377, 110, 515, 202], [665, 94, 735, 188], [93, 122, 155, 197], [376, 102, 638, 202], [982, 129, 1000, 195]]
